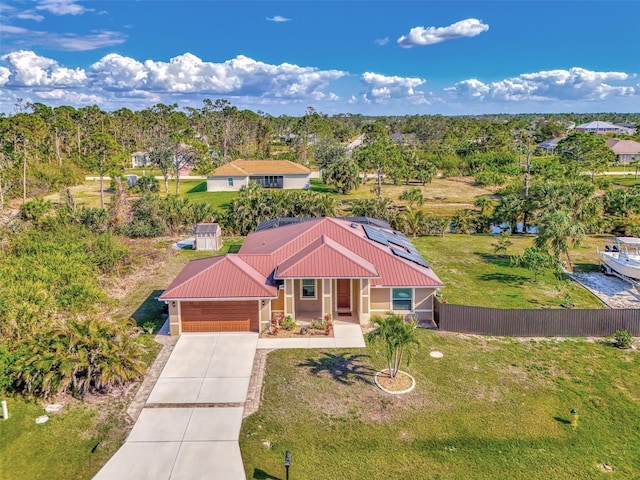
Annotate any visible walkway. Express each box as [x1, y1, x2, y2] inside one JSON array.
[[94, 322, 366, 480]]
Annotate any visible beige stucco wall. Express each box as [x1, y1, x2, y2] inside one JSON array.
[[294, 279, 322, 314], [169, 301, 181, 336], [206, 175, 248, 191], [370, 287, 391, 311], [282, 173, 310, 190], [351, 280, 359, 314], [259, 299, 271, 332]]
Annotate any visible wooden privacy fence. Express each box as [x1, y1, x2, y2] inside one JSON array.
[[434, 300, 640, 337]]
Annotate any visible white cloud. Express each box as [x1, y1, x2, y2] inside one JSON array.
[[0, 67, 11, 87], [397, 18, 489, 48], [1, 50, 87, 87], [446, 67, 636, 102], [267, 15, 291, 22], [374, 37, 389, 46], [16, 12, 45, 21], [361, 72, 427, 103], [35, 0, 88, 16], [1, 25, 126, 51], [90, 53, 347, 99]]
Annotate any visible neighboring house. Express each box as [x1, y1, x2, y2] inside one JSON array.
[[131, 151, 150, 168], [606, 138, 640, 164], [159, 217, 444, 335], [536, 137, 563, 154], [206, 159, 311, 192], [575, 121, 636, 135], [193, 223, 222, 251]]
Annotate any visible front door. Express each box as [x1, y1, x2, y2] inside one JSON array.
[[337, 279, 350, 310]]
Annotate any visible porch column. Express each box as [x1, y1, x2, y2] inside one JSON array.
[[359, 279, 370, 325], [322, 279, 332, 319], [284, 279, 295, 318]]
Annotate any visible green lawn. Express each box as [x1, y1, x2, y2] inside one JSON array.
[[162, 179, 238, 211], [413, 234, 605, 308], [0, 397, 131, 480], [240, 330, 640, 480]]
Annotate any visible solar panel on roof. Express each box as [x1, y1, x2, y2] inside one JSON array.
[[363, 224, 389, 246], [391, 247, 429, 268]]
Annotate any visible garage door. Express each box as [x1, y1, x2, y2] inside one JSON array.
[[181, 301, 259, 332]]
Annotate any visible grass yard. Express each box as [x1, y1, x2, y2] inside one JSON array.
[[0, 397, 131, 480], [413, 234, 605, 308], [167, 179, 238, 211], [240, 330, 640, 480], [310, 176, 497, 216]]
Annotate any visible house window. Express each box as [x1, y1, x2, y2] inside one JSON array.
[[228, 177, 234, 187], [301, 279, 316, 299], [392, 288, 412, 311]]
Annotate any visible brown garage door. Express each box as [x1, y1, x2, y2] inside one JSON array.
[[181, 300, 259, 332]]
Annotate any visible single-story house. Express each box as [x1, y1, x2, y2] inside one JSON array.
[[206, 159, 311, 192], [159, 217, 444, 335], [193, 223, 222, 251], [575, 121, 636, 135], [536, 137, 563, 154], [606, 138, 640, 164], [131, 151, 150, 168]]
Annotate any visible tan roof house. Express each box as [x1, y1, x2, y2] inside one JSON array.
[[206, 159, 310, 192], [606, 138, 640, 164], [159, 217, 444, 335]]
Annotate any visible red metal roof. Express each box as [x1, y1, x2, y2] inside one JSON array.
[[159, 255, 277, 300], [162, 217, 443, 301], [275, 235, 379, 279], [240, 217, 444, 287]]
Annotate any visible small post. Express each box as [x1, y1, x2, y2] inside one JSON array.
[[570, 409, 578, 427], [1, 400, 8, 420], [284, 450, 291, 480]]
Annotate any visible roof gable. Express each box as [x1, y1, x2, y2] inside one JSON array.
[[159, 255, 276, 299], [275, 235, 379, 279]]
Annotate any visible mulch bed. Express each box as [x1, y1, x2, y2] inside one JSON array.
[[375, 370, 414, 392], [259, 328, 334, 339]]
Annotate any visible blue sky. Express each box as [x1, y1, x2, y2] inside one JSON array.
[[1, 0, 639, 116]]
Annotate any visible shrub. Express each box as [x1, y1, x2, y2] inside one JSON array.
[[75, 206, 109, 232], [19, 197, 52, 222], [282, 315, 296, 331], [614, 329, 633, 349], [310, 319, 324, 330], [134, 175, 159, 193], [11, 317, 147, 398]]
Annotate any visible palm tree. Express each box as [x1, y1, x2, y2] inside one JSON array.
[[535, 208, 585, 269], [366, 313, 420, 379], [473, 196, 493, 215]]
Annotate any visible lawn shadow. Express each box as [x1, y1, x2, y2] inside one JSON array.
[[573, 262, 600, 273], [298, 352, 375, 385], [186, 181, 207, 193], [479, 273, 529, 285], [553, 416, 571, 425], [474, 252, 511, 266], [130, 289, 166, 330], [252, 468, 282, 480]]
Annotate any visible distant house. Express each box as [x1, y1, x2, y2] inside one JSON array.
[[575, 121, 636, 135], [206, 159, 311, 192], [159, 217, 444, 334], [131, 151, 150, 168], [606, 139, 640, 164], [536, 137, 563, 154], [193, 223, 222, 251]]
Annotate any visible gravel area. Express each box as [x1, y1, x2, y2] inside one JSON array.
[[570, 272, 640, 309]]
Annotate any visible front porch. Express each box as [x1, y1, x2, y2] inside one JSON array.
[[270, 278, 371, 329]]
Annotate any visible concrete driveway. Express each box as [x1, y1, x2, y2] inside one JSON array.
[[94, 333, 258, 480]]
